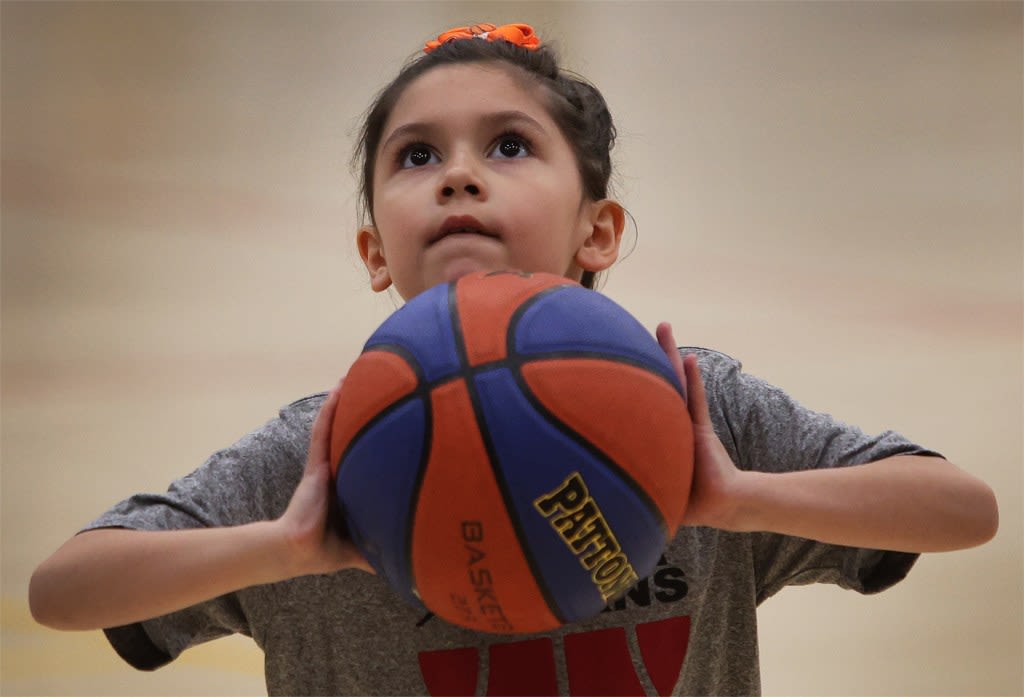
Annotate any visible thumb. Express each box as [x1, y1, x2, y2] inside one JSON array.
[[308, 378, 344, 475], [655, 322, 688, 403], [682, 353, 713, 428]]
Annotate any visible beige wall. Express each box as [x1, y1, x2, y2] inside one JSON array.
[[2, 2, 1020, 695]]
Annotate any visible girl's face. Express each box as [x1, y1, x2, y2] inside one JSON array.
[[358, 62, 622, 300]]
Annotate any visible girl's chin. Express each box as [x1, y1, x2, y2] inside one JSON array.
[[433, 257, 507, 285]]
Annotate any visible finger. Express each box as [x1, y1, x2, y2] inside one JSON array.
[[682, 353, 713, 426], [655, 322, 687, 402], [307, 378, 344, 471], [347, 548, 377, 575]]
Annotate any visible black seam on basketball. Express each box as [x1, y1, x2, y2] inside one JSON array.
[[508, 351, 683, 396], [509, 365, 670, 540], [504, 286, 684, 397], [365, 315, 683, 399], [333, 344, 430, 472], [404, 382, 433, 606], [505, 284, 569, 359], [448, 282, 470, 371], [364, 343, 426, 382], [334, 378, 467, 474], [449, 277, 568, 628]]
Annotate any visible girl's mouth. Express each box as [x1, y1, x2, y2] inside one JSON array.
[[431, 215, 498, 245]]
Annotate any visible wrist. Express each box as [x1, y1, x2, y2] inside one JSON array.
[[231, 520, 300, 585], [264, 517, 318, 580], [721, 470, 772, 533]]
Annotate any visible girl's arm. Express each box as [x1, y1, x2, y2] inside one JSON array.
[[656, 323, 999, 553], [29, 380, 371, 631]]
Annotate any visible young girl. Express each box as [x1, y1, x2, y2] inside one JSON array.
[[29, 23, 998, 696]]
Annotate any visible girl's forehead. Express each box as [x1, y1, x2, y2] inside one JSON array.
[[383, 63, 552, 134]]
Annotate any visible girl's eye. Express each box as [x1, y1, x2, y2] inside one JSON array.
[[491, 134, 531, 160], [399, 145, 438, 169]]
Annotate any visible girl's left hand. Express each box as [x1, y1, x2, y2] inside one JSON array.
[[656, 322, 746, 530], [654, 323, 999, 549]]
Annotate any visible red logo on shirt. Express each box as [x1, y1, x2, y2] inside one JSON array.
[[417, 616, 691, 696]]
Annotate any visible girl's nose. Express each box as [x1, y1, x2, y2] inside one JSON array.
[[441, 182, 480, 197], [438, 155, 486, 202]]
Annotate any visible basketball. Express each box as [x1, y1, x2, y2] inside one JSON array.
[[329, 270, 693, 634]]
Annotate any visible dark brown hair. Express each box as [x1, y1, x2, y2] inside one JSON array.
[[353, 36, 617, 289]]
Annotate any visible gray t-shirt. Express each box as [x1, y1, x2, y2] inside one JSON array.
[[85, 348, 940, 695]]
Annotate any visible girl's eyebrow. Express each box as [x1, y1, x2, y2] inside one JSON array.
[[380, 110, 548, 155]]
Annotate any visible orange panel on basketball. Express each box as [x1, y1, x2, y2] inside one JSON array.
[[520, 359, 693, 530], [456, 272, 576, 367], [412, 378, 560, 634], [330, 350, 418, 476]]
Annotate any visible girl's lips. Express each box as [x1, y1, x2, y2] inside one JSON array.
[[431, 215, 498, 244]]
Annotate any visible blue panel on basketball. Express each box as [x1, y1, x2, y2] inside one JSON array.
[[514, 286, 679, 387], [335, 397, 428, 610], [364, 282, 461, 383], [472, 366, 666, 623]]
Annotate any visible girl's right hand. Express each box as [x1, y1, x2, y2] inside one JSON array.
[[276, 378, 374, 577], [30, 378, 373, 632]]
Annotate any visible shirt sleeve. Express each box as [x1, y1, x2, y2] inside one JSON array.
[[688, 348, 944, 603], [81, 394, 324, 670]]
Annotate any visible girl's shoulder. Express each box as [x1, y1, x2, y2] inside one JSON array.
[[280, 392, 329, 422], [675, 346, 746, 387], [676, 345, 742, 368]]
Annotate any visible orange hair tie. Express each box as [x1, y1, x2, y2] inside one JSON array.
[[424, 23, 541, 54]]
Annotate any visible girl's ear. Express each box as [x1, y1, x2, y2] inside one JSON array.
[[357, 225, 393, 293], [574, 199, 626, 273]]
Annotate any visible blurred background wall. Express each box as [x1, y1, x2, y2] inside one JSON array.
[[2, 2, 1020, 695]]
